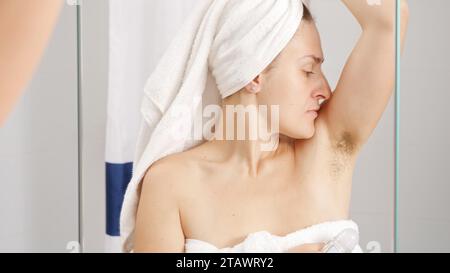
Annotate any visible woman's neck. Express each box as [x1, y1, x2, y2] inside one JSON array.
[[208, 97, 294, 177]]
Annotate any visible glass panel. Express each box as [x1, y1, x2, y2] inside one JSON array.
[[398, 0, 450, 252]]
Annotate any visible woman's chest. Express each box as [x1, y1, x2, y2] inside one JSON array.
[[179, 170, 351, 247]]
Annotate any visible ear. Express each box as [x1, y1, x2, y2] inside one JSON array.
[[244, 75, 262, 94]]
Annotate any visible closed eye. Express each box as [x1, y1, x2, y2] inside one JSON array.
[[303, 64, 315, 76]]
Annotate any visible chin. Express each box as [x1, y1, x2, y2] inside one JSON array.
[[302, 123, 317, 139], [303, 128, 316, 139], [285, 126, 316, 140]]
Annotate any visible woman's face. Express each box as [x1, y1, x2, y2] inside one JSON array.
[[256, 20, 332, 140]]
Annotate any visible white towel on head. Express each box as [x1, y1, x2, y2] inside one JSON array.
[[119, 0, 308, 253]]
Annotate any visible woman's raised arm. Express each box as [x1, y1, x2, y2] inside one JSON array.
[[319, 0, 409, 151]]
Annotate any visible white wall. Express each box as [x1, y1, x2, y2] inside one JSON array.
[[399, 0, 450, 252]]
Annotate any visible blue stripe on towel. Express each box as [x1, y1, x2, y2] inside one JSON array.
[[106, 162, 133, 236]]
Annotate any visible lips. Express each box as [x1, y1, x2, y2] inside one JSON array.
[[307, 110, 318, 118], [306, 105, 319, 118]]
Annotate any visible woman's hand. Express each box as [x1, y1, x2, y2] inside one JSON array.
[[341, 0, 408, 31]]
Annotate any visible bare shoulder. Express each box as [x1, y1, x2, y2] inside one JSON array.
[[133, 148, 204, 252], [134, 155, 188, 252], [142, 151, 199, 192], [140, 146, 205, 198]]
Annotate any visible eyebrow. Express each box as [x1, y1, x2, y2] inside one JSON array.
[[299, 55, 325, 64]]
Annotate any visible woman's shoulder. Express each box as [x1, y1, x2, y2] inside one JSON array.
[[148, 142, 209, 174], [141, 143, 209, 196]]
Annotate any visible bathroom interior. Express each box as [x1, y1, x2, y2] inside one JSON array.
[[0, 0, 449, 253]]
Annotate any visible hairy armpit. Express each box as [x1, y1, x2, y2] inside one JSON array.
[[328, 132, 359, 180]]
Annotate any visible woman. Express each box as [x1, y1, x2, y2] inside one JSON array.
[[132, 0, 409, 253]]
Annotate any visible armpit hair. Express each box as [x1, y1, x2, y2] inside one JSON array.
[[328, 131, 359, 180], [333, 132, 357, 155]]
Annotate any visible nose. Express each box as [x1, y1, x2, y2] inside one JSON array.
[[312, 74, 332, 102]]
